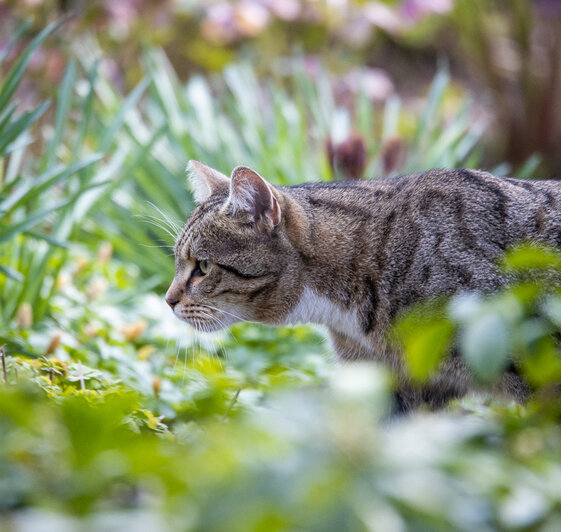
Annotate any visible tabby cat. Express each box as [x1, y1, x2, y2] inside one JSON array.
[[166, 161, 561, 410]]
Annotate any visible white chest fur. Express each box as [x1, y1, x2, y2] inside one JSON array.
[[285, 287, 365, 341]]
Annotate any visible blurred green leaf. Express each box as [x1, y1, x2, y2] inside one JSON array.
[[393, 301, 454, 381], [461, 313, 510, 383], [502, 244, 561, 272]]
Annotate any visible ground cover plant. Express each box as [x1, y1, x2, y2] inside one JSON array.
[[2, 14, 561, 532]]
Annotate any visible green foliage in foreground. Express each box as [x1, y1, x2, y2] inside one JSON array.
[[2, 248, 561, 531], [3, 349, 561, 531], [395, 243, 561, 401]]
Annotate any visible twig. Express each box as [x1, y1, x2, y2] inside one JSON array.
[[78, 360, 85, 390], [1, 346, 7, 384], [223, 387, 242, 420]]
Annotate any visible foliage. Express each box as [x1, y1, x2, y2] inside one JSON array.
[[3, 18, 561, 532], [395, 243, 561, 401], [4, 349, 561, 530], [0, 22, 151, 325]]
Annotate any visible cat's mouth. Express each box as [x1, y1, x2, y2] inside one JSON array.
[[174, 304, 235, 332]]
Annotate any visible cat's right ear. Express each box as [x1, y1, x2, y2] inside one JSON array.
[[187, 160, 230, 203]]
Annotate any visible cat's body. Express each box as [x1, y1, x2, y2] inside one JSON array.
[[166, 162, 561, 410]]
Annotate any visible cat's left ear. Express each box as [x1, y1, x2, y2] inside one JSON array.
[[228, 166, 281, 227], [187, 160, 230, 203]]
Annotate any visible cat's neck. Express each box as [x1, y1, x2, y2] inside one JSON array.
[[285, 285, 364, 338], [279, 186, 374, 339]]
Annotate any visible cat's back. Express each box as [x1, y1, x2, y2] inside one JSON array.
[[282, 169, 561, 244], [281, 169, 561, 311], [407, 169, 561, 246]]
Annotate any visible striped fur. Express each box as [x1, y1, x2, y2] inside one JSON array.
[[167, 164, 561, 410]]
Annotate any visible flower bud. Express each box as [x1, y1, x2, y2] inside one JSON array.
[[326, 132, 367, 180]]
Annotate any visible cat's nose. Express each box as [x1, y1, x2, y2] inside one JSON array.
[[166, 295, 179, 309], [165, 286, 180, 309]]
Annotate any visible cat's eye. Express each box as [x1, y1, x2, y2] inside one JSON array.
[[198, 260, 212, 275]]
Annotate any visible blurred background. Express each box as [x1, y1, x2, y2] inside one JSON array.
[[4, 0, 561, 174], [3, 1, 561, 531]]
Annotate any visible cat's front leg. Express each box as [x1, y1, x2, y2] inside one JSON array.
[[329, 329, 377, 362]]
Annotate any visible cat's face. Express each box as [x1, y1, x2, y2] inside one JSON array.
[[166, 162, 302, 332]]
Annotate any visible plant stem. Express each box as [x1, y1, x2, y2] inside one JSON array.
[[1, 346, 7, 384], [78, 360, 85, 390], [223, 387, 242, 419]]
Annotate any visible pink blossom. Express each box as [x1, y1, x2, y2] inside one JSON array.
[[234, 1, 271, 38], [104, 0, 142, 39], [363, 2, 402, 34], [401, 0, 454, 21], [201, 3, 238, 45], [344, 67, 394, 102], [266, 0, 301, 21]]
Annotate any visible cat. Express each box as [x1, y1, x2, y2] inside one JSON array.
[[166, 160, 561, 410]]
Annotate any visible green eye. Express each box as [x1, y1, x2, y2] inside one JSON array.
[[198, 260, 212, 275]]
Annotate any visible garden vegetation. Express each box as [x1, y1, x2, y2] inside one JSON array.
[[2, 5, 561, 531]]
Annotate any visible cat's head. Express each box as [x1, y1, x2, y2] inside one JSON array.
[[165, 161, 304, 331]]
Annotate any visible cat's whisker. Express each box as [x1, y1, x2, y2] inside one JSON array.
[[183, 339, 188, 384], [173, 340, 181, 372], [191, 328, 197, 370], [192, 317, 221, 369], [185, 321, 201, 381], [198, 307, 241, 349], [199, 310, 230, 332], [140, 243, 174, 249], [186, 309, 227, 369], [138, 215, 178, 241], [140, 242, 175, 257], [203, 304, 247, 324], [140, 210, 180, 236], [145, 201, 182, 235]]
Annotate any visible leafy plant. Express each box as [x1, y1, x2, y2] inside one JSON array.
[[0, 25, 154, 324], [395, 243, 561, 406]]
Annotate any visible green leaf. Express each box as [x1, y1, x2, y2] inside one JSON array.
[[0, 19, 63, 113], [0, 199, 71, 243], [43, 60, 76, 169], [0, 153, 102, 215], [461, 314, 510, 383], [521, 336, 561, 387], [0, 263, 23, 281], [0, 101, 49, 155], [24, 230, 71, 249], [502, 244, 561, 272], [393, 300, 454, 382]]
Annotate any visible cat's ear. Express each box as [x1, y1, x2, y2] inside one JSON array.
[[187, 160, 230, 203], [228, 166, 281, 227]]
